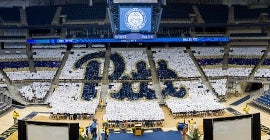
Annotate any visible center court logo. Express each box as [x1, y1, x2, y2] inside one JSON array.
[[125, 8, 147, 31]]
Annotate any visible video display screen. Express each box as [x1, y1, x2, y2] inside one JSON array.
[[27, 124, 69, 140], [119, 7, 152, 32]]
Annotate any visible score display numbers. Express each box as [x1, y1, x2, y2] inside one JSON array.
[[119, 7, 152, 33]]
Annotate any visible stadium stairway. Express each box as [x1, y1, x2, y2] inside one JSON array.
[[51, 7, 62, 26], [26, 45, 36, 73], [186, 48, 207, 81], [228, 6, 235, 24], [146, 50, 164, 104], [0, 69, 27, 105], [249, 45, 270, 79], [19, 8, 27, 26], [0, 70, 11, 85], [186, 48, 218, 97], [100, 49, 111, 101], [7, 85, 28, 105], [222, 44, 230, 70], [192, 5, 205, 23], [104, 6, 110, 25], [44, 49, 71, 103]]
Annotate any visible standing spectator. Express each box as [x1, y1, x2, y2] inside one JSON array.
[[79, 126, 84, 136], [193, 122, 198, 130], [243, 104, 250, 114], [86, 126, 93, 139], [100, 99, 104, 110], [90, 119, 98, 137], [103, 118, 108, 129], [12, 110, 20, 125], [105, 126, 109, 140]]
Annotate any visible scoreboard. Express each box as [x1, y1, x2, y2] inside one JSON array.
[[113, 0, 158, 3]]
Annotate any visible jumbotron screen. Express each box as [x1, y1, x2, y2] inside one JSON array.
[[119, 7, 152, 33], [114, 0, 157, 3]]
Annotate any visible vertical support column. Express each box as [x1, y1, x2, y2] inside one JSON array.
[[0, 42, 4, 50]]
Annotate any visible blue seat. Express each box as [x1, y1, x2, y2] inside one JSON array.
[[197, 58, 223, 66], [254, 91, 270, 107], [132, 61, 151, 80], [109, 53, 125, 80], [84, 60, 102, 80], [61, 4, 106, 21], [197, 5, 228, 23], [111, 80, 156, 100], [26, 6, 57, 25], [156, 60, 177, 79], [262, 59, 270, 65], [0, 7, 20, 22], [0, 61, 29, 69], [162, 81, 187, 98], [74, 51, 105, 80], [82, 83, 98, 101], [234, 5, 268, 20], [34, 61, 61, 68], [228, 58, 259, 65], [162, 4, 194, 20]]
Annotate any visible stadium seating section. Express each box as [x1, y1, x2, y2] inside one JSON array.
[[2, 2, 270, 122], [82, 83, 98, 101], [61, 4, 106, 21], [197, 4, 228, 23], [0, 7, 20, 22], [109, 52, 125, 80], [110, 81, 156, 100], [19, 82, 51, 102], [233, 5, 268, 20], [0, 93, 12, 114], [162, 81, 187, 98], [254, 90, 270, 110], [162, 4, 194, 20], [26, 6, 57, 25], [2, 4, 270, 25]]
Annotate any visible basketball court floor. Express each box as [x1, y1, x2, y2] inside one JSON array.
[[0, 93, 270, 140]]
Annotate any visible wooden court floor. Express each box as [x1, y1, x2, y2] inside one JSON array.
[[1, 94, 270, 140]]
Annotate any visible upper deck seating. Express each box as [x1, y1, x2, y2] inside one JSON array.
[[26, 6, 57, 25], [234, 5, 268, 20], [0, 7, 20, 22], [197, 5, 228, 23], [61, 4, 106, 21], [162, 4, 194, 20]]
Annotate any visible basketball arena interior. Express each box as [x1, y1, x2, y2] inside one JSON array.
[[0, 0, 270, 140]]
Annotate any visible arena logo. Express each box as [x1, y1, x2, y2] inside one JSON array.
[[125, 8, 147, 31]]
